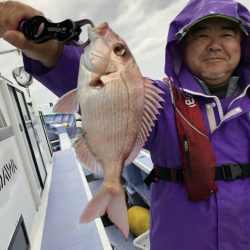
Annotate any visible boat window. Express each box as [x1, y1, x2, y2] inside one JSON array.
[[7, 216, 30, 250]]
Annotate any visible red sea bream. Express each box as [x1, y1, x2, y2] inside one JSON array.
[[53, 22, 163, 238]]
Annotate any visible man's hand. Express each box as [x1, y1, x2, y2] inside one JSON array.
[[0, 1, 63, 68]]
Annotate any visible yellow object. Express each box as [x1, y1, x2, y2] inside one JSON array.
[[128, 206, 150, 236], [63, 122, 69, 127]]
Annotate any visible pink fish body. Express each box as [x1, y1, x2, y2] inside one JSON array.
[[53, 22, 163, 238]]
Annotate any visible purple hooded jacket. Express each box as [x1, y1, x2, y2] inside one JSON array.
[[23, 0, 250, 249]]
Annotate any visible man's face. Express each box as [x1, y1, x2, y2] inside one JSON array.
[[183, 18, 242, 87]]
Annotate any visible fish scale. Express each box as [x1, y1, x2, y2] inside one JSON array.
[[82, 78, 136, 161]]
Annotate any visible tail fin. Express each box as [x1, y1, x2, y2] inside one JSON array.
[[80, 184, 129, 238]]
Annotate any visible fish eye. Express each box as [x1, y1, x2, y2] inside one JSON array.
[[113, 43, 126, 56]]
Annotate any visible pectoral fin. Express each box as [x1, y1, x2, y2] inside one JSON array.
[[52, 88, 79, 114]]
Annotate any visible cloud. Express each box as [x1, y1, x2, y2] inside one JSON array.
[[1, 0, 250, 107]]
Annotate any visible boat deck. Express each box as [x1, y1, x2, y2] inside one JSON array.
[[34, 131, 136, 250]]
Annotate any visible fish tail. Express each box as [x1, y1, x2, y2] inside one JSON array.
[[80, 184, 129, 238]]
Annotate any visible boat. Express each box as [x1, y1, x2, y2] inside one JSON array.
[[0, 73, 153, 250]]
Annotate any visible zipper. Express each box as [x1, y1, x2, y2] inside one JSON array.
[[175, 107, 208, 138], [184, 135, 192, 177], [228, 84, 250, 109]]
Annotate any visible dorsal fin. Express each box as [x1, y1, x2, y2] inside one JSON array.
[[124, 79, 164, 166]]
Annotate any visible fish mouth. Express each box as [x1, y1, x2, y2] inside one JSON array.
[[88, 22, 110, 40], [83, 53, 114, 87]]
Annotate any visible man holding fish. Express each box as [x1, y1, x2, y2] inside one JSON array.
[[1, 0, 250, 249]]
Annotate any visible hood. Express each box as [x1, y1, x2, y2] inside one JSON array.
[[165, 0, 250, 93]]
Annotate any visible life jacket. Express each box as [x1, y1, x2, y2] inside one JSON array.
[[170, 82, 218, 201]]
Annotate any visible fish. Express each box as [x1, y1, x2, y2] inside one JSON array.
[[52, 22, 164, 238]]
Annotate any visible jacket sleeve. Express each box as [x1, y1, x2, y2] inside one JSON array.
[[22, 44, 84, 97]]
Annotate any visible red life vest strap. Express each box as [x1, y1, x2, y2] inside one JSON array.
[[171, 84, 217, 201]]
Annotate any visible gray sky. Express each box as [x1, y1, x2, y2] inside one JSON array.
[[1, 0, 250, 107]]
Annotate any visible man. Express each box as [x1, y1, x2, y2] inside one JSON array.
[[1, 0, 250, 249]]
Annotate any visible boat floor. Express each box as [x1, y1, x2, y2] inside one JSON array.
[[32, 132, 136, 250]]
